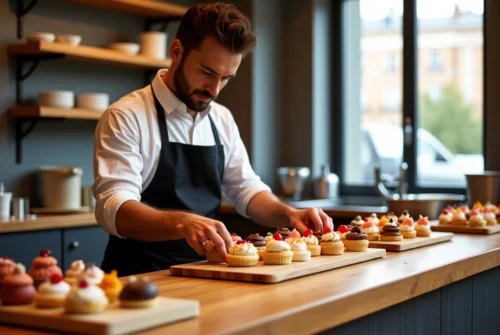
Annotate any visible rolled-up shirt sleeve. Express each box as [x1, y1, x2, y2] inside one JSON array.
[[221, 113, 271, 218], [92, 108, 143, 237]]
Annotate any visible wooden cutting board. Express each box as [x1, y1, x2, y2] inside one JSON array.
[[0, 297, 199, 335], [368, 231, 454, 251], [431, 223, 500, 235], [170, 248, 386, 284]]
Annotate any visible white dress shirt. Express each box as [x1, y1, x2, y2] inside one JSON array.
[[93, 69, 271, 236]]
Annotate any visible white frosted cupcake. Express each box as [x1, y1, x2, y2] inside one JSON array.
[[369, 213, 380, 226], [438, 210, 453, 225], [78, 263, 104, 285], [65, 280, 108, 314], [320, 228, 344, 255], [263, 234, 293, 265], [361, 221, 380, 241], [288, 238, 311, 262], [350, 216, 364, 227], [65, 260, 85, 286], [35, 274, 71, 308], [302, 229, 321, 256], [226, 240, 259, 267], [483, 211, 497, 225], [452, 209, 467, 225]]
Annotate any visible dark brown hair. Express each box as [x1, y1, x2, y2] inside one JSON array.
[[175, 2, 256, 57]]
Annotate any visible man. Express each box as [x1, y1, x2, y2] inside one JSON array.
[[93, 2, 332, 276]]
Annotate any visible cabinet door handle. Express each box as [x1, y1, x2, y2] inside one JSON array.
[[69, 241, 80, 249]]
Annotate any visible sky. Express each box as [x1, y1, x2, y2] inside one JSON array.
[[360, 0, 484, 21]]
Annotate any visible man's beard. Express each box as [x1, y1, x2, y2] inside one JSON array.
[[173, 58, 216, 112]]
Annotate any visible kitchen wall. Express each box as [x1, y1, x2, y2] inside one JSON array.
[[0, 0, 194, 205]]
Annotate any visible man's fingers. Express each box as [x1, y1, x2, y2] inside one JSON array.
[[214, 220, 233, 250]]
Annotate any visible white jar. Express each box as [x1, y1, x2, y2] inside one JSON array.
[[140, 32, 167, 59], [38, 166, 83, 210]]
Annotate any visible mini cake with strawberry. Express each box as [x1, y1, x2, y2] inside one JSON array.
[[415, 215, 431, 237], [79, 263, 104, 285], [452, 208, 467, 225], [0, 257, 16, 293], [65, 280, 108, 314], [483, 210, 497, 225], [65, 260, 85, 285], [361, 220, 380, 241], [29, 249, 63, 288], [1, 263, 36, 306], [227, 240, 259, 267], [398, 210, 411, 224], [302, 229, 321, 256], [320, 227, 344, 255], [344, 226, 369, 252], [439, 209, 453, 225], [263, 233, 293, 265], [284, 229, 301, 243], [35, 274, 71, 308], [381, 218, 403, 241], [468, 209, 486, 226], [459, 204, 470, 215], [337, 225, 350, 242], [399, 217, 416, 238], [98, 270, 123, 303]]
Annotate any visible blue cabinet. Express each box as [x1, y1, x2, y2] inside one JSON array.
[[0, 226, 108, 272], [0, 230, 62, 270], [62, 226, 108, 270]]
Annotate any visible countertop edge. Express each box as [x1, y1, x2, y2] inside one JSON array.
[[231, 247, 500, 335]]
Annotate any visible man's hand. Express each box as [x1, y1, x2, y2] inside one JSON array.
[[288, 207, 333, 234], [175, 212, 233, 261]]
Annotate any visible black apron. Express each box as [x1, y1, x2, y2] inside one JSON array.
[[101, 85, 225, 276]]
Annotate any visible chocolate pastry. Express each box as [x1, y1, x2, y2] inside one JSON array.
[[119, 276, 158, 302], [382, 220, 401, 236], [346, 226, 368, 240], [275, 227, 290, 238], [246, 234, 266, 247]]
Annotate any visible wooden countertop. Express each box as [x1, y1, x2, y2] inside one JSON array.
[[2, 231, 500, 334], [0, 213, 97, 234]]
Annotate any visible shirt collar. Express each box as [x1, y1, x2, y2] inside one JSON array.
[[151, 69, 212, 117]]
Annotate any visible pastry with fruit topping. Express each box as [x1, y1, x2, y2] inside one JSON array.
[[226, 240, 259, 267], [361, 220, 380, 241], [452, 208, 467, 225], [35, 274, 71, 308], [320, 227, 344, 255], [399, 217, 416, 238], [99, 270, 123, 303], [303, 229, 321, 256], [0, 257, 16, 293], [398, 210, 411, 224], [468, 209, 486, 226], [65, 260, 85, 286], [415, 215, 431, 237], [264, 232, 274, 245], [337, 225, 350, 242], [381, 218, 403, 241], [119, 276, 158, 308], [377, 215, 389, 230], [263, 233, 293, 265], [344, 226, 369, 252], [65, 280, 108, 314], [29, 249, 63, 289], [0, 263, 36, 306], [438, 209, 453, 225], [369, 213, 380, 226]]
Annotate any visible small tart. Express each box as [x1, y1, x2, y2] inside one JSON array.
[[227, 241, 259, 267]]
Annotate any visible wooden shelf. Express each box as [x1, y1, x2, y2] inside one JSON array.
[[8, 106, 103, 120], [8, 42, 172, 70], [65, 0, 188, 19]]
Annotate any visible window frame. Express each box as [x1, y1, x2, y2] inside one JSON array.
[[331, 0, 486, 197]]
